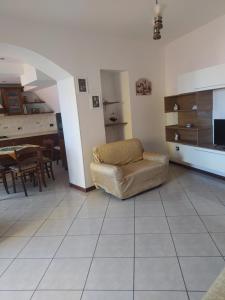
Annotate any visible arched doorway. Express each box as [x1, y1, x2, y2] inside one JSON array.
[[0, 43, 86, 188]]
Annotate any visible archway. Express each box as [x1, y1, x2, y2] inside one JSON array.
[[0, 43, 86, 188]]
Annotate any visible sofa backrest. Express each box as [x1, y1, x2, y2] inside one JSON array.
[[93, 138, 144, 166]]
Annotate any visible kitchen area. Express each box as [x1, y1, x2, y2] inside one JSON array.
[[0, 80, 67, 196]]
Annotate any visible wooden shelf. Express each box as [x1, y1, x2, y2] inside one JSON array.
[[166, 125, 212, 145], [165, 90, 213, 113], [168, 140, 198, 146], [24, 101, 45, 104], [103, 101, 121, 105], [26, 111, 54, 115], [166, 125, 210, 131], [105, 122, 128, 127], [165, 90, 213, 147]]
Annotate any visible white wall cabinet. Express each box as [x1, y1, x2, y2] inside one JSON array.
[[177, 64, 225, 94], [168, 142, 225, 177]]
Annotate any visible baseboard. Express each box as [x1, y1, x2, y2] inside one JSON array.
[[69, 183, 96, 193], [170, 160, 225, 181]]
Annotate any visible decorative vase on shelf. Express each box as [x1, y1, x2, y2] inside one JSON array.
[[192, 105, 197, 111], [109, 112, 118, 123], [173, 103, 179, 111], [174, 132, 180, 142]]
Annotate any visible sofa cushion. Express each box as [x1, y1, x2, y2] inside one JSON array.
[[93, 138, 143, 166], [121, 159, 165, 183]]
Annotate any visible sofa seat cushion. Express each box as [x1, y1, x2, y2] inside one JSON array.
[[93, 138, 143, 166], [121, 159, 165, 183]]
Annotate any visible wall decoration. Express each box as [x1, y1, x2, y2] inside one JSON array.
[[78, 78, 88, 93], [91, 95, 101, 109], [136, 78, 152, 95]]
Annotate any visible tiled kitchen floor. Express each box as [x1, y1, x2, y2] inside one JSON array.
[[0, 164, 225, 300]]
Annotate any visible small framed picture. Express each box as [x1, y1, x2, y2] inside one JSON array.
[[136, 78, 152, 95], [90, 95, 101, 109], [78, 78, 88, 93]]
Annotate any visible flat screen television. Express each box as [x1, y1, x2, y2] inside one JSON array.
[[214, 119, 225, 146]]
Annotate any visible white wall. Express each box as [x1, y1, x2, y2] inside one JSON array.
[[0, 17, 165, 187], [36, 85, 60, 113], [165, 15, 225, 95]]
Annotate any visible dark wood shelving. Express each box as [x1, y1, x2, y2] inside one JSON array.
[[166, 125, 204, 131], [165, 90, 213, 147], [26, 111, 54, 115], [24, 101, 45, 104], [168, 140, 198, 146]]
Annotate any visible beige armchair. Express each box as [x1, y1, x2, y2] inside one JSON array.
[[90, 138, 168, 199], [203, 267, 225, 300]]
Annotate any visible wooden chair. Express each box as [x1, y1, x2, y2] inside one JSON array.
[[42, 139, 56, 181], [0, 165, 9, 194], [10, 147, 42, 197], [0, 157, 16, 194]]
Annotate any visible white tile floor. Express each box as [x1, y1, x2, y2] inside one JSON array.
[[0, 164, 225, 299]]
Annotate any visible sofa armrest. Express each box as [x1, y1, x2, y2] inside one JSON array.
[[143, 152, 169, 165], [90, 162, 123, 180]]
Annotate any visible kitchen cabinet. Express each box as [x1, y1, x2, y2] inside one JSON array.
[[177, 64, 225, 94], [1, 86, 24, 115]]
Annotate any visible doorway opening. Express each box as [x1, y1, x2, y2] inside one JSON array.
[[0, 43, 86, 189]]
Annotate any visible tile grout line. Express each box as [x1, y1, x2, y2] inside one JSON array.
[[0, 192, 67, 290], [176, 175, 225, 261], [0, 188, 66, 239], [80, 193, 111, 299], [159, 188, 190, 300], [28, 191, 89, 299]]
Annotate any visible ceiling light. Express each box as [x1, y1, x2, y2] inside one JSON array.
[[153, 0, 163, 40]]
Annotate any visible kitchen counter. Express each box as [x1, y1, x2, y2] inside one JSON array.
[[0, 130, 58, 141], [0, 131, 59, 148]]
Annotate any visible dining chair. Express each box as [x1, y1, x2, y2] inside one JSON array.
[[42, 139, 56, 181], [10, 146, 42, 197], [0, 165, 9, 194], [0, 157, 16, 194]]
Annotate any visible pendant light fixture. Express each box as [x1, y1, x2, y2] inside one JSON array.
[[153, 0, 163, 40]]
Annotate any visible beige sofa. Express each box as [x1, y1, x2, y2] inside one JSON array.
[[90, 138, 168, 199], [203, 267, 225, 300]]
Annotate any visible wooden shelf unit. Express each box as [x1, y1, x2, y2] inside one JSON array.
[[165, 90, 213, 146]]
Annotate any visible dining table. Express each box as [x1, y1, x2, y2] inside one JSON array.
[[0, 144, 40, 160], [0, 144, 47, 189]]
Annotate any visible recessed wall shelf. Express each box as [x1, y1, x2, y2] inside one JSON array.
[[103, 101, 121, 105], [105, 122, 128, 127]]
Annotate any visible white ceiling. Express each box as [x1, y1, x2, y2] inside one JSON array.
[[0, 0, 225, 41]]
